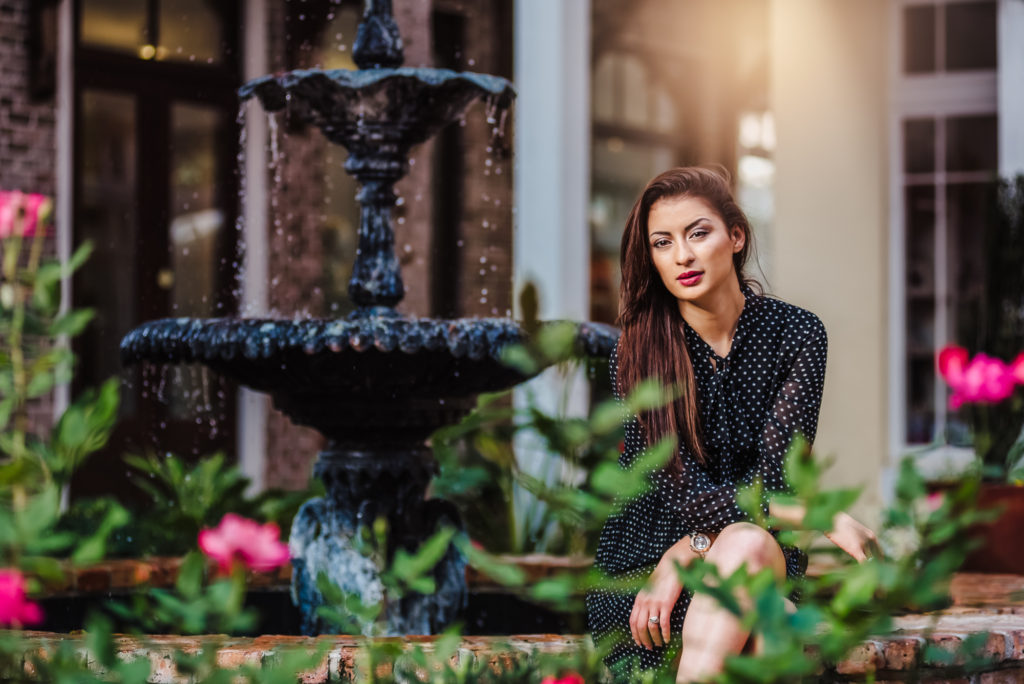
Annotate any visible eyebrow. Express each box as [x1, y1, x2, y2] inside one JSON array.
[[648, 218, 710, 238]]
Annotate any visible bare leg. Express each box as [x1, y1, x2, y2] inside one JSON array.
[[675, 523, 787, 683]]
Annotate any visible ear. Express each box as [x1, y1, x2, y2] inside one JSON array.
[[731, 226, 746, 253]]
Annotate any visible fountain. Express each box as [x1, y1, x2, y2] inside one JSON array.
[[120, 0, 617, 636]]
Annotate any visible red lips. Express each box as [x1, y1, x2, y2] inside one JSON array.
[[677, 271, 703, 286]]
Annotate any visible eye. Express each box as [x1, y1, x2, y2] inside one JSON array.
[[652, 238, 670, 249], [688, 229, 708, 240]]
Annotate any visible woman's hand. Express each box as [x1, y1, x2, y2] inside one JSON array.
[[629, 538, 701, 649], [825, 512, 882, 562]]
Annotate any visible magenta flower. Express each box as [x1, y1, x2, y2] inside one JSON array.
[[198, 513, 290, 573], [0, 191, 52, 239], [938, 345, 1021, 409], [925, 491, 945, 513], [541, 673, 585, 684], [0, 569, 43, 627], [1013, 353, 1024, 386]]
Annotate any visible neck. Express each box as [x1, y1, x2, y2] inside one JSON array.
[[677, 279, 746, 351]]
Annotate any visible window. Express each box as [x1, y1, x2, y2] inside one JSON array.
[[892, 0, 998, 448], [71, 0, 241, 500], [590, 50, 681, 325]]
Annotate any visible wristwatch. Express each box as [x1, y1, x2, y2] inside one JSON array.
[[689, 532, 712, 560]]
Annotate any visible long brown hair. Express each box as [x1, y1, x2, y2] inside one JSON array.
[[616, 166, 760, 471]]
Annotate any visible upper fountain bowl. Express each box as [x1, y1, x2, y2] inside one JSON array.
[[239, 68, 515, 152]]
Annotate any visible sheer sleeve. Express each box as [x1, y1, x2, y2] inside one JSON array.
[[667, 315, 828, 533]]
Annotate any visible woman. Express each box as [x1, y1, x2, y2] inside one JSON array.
[[585, 167, 878, 682]]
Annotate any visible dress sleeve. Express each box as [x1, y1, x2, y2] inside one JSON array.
[[670, 316, 828, 533]]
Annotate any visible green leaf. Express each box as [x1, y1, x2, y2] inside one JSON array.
[[831, 562, 880, 616], [48, 309, 95, 338], [389, 527, 456, 589], [25, 370, 55, 398], [67, 241, 94, 275], [176, 551, 206, 599], [457, 538, 527, 587], [71, 501, 130, 564], [0, 397, 13, 431]]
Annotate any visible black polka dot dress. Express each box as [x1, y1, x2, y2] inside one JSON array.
[[585, 282, 828, 679]]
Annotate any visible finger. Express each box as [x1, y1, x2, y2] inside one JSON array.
[[636, 609, 653, 649], [660, 607, 671, 644], [648, 613, 663, 648]]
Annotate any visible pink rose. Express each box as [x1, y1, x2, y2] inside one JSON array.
[[541, 673, 585, 684], [0, 569, 43, 627], [0, 190, 53, 239], [198, 513, 290, 573], [937, 345, 1020, 409], [1012, 353, 1024, 386]]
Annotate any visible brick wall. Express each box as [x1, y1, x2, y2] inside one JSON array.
[[0, 0, 57, 197], [0, 0, 59, 435]]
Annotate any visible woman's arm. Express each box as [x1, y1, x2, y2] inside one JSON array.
[[768, 501, 881, 562], [629, 534, 707, 649]]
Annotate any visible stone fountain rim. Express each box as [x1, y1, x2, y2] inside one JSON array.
[[238, 66, 517, 107], [119, 316, 619, 365]]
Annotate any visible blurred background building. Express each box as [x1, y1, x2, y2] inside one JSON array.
[[1, 0, 1020, 522]]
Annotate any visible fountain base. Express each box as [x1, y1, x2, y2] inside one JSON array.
[[290, 447, 467, 636]]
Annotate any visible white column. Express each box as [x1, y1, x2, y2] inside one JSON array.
[[513, 0, 590, 322], [999, 0, 1024, 176], [54, 0, 74, 422], [237, 0, 270, 494], [512, 0, 591, 549]]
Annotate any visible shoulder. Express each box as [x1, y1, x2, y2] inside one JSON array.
[[754, 294, 827, 348]]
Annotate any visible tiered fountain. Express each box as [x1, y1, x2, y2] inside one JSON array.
[[120, 0, 616, 636]]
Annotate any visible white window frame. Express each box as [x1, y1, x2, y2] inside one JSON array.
[[887, 0, 1005, 472]]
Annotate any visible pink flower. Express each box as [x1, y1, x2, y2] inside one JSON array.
[[0, 190, 52, 239], [541, 673, 584, 684], [198, 513, 290, 573], [925, 491, 945, 512], [1013, 353, 1024, 386], [937, 345, 1020, 409], [0, 569, 43, 627]]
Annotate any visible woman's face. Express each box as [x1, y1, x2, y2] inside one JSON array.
[[646, 195, 745, 306]]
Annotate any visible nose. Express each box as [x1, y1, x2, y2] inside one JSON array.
[[674, 240, 694, 264]]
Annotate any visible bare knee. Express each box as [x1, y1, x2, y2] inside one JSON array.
[[705, 522, 785, 576]]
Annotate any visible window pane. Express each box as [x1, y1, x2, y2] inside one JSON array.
[[169, 103, 223, 318], [945, 1, 997, 71], [947, 182, 993, 444], [945, 115, 997, 172], [77, 90, 138, 415], [622, 55, 649, 129], [904, 4, 936, 74], [160, 0, 224, 64], [906, 185, 935, 294], [167, 103, 225, 418], [947, 182, 990, 336], [904, 118, 936, 174], [80, 0, 147, 54]]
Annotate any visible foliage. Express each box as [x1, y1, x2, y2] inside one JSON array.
[[0, 220, 1002, 684]]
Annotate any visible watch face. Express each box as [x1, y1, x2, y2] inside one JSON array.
[[692, 534, 710, 552]]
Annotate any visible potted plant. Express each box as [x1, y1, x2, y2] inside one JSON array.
[[936, 174, 1024, 573]]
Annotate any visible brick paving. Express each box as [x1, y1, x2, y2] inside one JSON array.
[[17, 559, 1024, 681]]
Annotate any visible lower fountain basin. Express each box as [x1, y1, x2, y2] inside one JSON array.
[[120, 316, 618, 443]]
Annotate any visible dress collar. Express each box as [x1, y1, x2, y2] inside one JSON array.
[[681, 280, 761, 361]]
